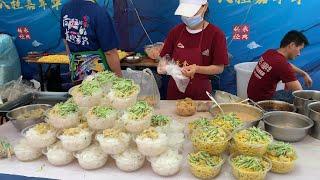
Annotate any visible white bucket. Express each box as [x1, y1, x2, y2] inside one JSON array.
[[234, 62, 285, 99]]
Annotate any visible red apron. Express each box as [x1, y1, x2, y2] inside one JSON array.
[[166, 25, 212, 100]]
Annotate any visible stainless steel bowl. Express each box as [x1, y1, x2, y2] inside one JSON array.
[[293, 90, 320, 115], [308, 102, 320, 140], [209, 103, 264, 128], [264, 111, 314, 142], [257, 100, 296, 112], [6, 104, 52, 131]]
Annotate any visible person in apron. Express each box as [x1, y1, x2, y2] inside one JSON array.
[[61, 0, 122, 85], [160, 0, 229, 100]]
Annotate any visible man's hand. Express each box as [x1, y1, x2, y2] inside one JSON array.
[[181, 64, 197, 79], [303, 73, 313, 88]]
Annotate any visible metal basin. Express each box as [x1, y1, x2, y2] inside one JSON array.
[[308, 102, 320, 140], [293, 90, 320, 115], [257, 100, 296, 112], [209, 103, 264, 128], [6, 104, 52, 131], [264, 111, 314, 142]]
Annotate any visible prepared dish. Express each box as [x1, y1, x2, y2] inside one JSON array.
[[135, 127, 168, 157], [233, 127, 273, 156], [72, 80, 103, 108], [148, 149, 183, 176], [92, 70, 120, 91], [107, 79, 140, 110], [0, 138, 13, 159], [188, 117, 211, 134], [86, 106, 118, 130], [151, 114, 171, 133], [23, 123, 57, 148], [122, 101, 153, 133], [176, 98, 196, 116], [14, 138, 42, 161], [43, 141, 74, 166], [139, 96, 158, 107], [210, 113, 243, 133], [229, 154, 271, 180], [191, 126, 230, 155], [46, 99, 80, 129], [188, 151, 224, 179], [58, 126, 93, 152], [74, 144, 108, 170], [16, 108, 46, 121], [96, 128, 130, 155], [112, 147, 145, 172], [265, 141, 297, 173]]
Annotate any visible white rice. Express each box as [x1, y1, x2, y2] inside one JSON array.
[[45, 141, 74, 166], [14, 138, 42, 162], [107, 89, 139, 110], [86, 109, 118, 130], [46, 111, 80, 129], [25, 127, 57, 149], [112, 147, 145, 172], [121, 112, 152, 133], [58, 130, 93, 152], [96, 133, 130, 155], [148, 149, 183, 176], [75, 144, 108, 170], [135, 133, 168, 157]]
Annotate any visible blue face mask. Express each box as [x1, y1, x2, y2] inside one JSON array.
[[181, 15, 204, 28]]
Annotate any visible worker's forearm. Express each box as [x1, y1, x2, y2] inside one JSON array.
[[195, 65, 224, 75], [105, 49, 122, 77], [291, 63, 307, 76]]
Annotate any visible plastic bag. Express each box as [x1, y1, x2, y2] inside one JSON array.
[[157, 56, 190, 93], [123, 68, 160, 107]]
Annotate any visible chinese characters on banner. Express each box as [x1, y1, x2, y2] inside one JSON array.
[[217, 0, 302, 5], [17, 27, 31, 40], [0, 0, 62, 10], [232, 25, 250, 41]]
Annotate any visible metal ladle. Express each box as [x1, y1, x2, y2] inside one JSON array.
[[206, 91, 225, 115]]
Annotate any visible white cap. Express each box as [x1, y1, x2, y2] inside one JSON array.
[[175, 0, 208, 18]]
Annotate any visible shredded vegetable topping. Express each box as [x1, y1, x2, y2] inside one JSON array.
[[34, 123, 53, 134], [188, 151, 223, 167], [78, 80, 101, 96], [128, 101, 153, 120], [266, 141, 297, 162], [103, 128, 123, 138], [232, 155, 269, 172], [189, 117, 211, 130], [211, 113, 243, 132], [151, 114, 170, 127], [234, 127, 271, 144], [94, 71, 119, 85], [191, 126, 227, 143], [112, 79, 139, 98], [138, 127, 159, 139], [53, 99, 79, 116], [92, 106, 116, 118]]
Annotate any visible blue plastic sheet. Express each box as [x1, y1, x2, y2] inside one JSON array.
[[0, 0, 319, 94]]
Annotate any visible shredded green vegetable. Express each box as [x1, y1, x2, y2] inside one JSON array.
[[94, 71, 120, 85], [55, 99, 79, 116], [78, 80, 101, 96], [191, 126, 227, 143], [232, 155, 268, 172], [241, 127, 271, 144], [188, 151, 222, 167], [212, 113, 243, 129], [112, 79, 139, 98], [92, 106, 116, 118], [189, 117, 211, 129], [128, 101, 153, 120], [151, 114, 170, 127], [267, 141, 296, 157]]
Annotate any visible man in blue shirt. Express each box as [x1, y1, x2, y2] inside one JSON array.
[[60, 0, 122, 83]]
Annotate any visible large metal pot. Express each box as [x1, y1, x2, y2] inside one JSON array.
[[293, 90, 320, 115], [257, 100, 296, 112], [308, 102, 320, 140], [209, 103, 264, 127], [6, 104, 52, 131], [264, 111, 314, 142]]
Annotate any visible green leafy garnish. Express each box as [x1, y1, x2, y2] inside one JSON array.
[[112, 79, 139, 98], [55, 99, 79, 116], [94, 71, 120, 85], [128, 101, 153, 120], [79, 80, 101, 96], [232, 155, 268, 172], [267, 141, 296, 157], [188, 151, 222, 167], [189, 117, 210, 130], [191, 126, 227, 143], [151, 114, 170, 127], [92, 106, 116, 118]]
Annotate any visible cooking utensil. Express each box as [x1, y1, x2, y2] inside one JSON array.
[[264, 111, 314, 142], [257, 100, 296, 112], [293, 90, 320, 115], [308, 102, 320, 140], [6, 104, 52, 131], [206, 91, 225, 115]]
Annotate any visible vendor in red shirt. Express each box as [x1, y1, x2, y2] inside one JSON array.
[[247, 30, 313, 102], [159, 0, 229, 100]]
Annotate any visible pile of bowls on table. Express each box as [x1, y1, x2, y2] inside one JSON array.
[[9, 70, 186, 177]]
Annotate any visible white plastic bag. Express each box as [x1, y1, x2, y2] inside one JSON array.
[[157, 56, 190, 93], [123, 68, 160, 107]]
